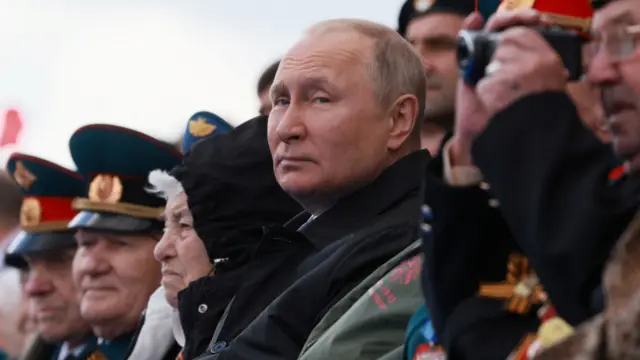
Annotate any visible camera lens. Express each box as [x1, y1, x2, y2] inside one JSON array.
[[456, 30, 475, 71]]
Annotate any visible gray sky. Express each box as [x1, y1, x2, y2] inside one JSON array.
[[0, 0, 404, 168]]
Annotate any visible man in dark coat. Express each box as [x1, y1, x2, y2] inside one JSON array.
[[197, 18, 428, 360]]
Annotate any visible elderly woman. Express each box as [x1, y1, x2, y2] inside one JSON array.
[[149, 116, 302, 359]]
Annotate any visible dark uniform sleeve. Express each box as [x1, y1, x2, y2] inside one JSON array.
[[422, 151, 538, 360], [471, 92, 640, 325]]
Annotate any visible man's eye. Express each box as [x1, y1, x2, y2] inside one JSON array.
[[77, 239, 96, 248], [274, 98, 290, 106], [313, 97, 329, 104]]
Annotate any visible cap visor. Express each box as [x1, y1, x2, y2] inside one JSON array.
[[68, 211, 162, 234], [5, 231, 77, 269]]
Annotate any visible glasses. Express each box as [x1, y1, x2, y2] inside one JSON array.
[[585, 24, 640, 63]]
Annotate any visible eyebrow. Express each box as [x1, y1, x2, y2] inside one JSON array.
[[593, 10, 636, 35], [269, 76, 334, 101], [410, 34, 457, 43]]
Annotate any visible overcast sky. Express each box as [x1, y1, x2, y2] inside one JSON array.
[[0, 0, 404, 168]]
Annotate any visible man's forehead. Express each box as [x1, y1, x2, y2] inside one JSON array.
[[592, 0, 638, 31], [26, 249, 75, 263], [406, 13, 464, 37], [284, 32, 370, 65]]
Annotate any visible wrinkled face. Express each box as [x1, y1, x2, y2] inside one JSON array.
[[587, 0, 640, 168], [23, 248, 89, 343], [73, 230, 161, 338], [268, 30, 392, 205], [154, 192, 211, 308], [259, 88, 273, 116], [406, 13, 464, 124]]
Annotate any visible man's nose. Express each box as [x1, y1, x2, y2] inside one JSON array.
[[75, 247, 110, 278], [23, 267, 53, 297], [586, 51, 621, 87], [154, 230, 177, 262], [276, 106, 306, 144], [421, 55, 436, 74]]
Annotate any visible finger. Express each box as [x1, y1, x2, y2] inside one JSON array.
[[462, 12, 484, 30], [484, 9, 543, 32], [499, 27, 550, 51], [490, 41, 522, 63]]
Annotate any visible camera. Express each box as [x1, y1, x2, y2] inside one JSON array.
[[457, 28, 585, 86]]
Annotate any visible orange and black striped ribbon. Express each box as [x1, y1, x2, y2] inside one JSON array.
[[479, 253, 546, 314]]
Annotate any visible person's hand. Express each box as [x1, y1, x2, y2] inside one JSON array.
[[450, 9, 565, 166], [476, 22, 568, 118]]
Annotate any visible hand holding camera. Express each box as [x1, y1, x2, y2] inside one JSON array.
[[450, 9, 571, 167]]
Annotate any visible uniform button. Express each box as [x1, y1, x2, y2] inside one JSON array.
[[488, 199, 500, 208], [198, 304, 208, 313], [480, 182, 490, 191], [209, 341, 228, 354]]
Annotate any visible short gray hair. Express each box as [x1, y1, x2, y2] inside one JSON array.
[[307, 19, 426, 125], [147, 170, 184, 203]]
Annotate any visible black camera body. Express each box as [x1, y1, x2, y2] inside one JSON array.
[[457, 28, 585, 86]]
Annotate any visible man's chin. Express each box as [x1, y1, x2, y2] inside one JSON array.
[[80, 300, 121, 323], [423, 110, 454, 130], [39, 325, 69, 343]]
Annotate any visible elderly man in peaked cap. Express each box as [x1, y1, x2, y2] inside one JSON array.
[[68, 124, 183, 360], [4, 153, 95, 360]]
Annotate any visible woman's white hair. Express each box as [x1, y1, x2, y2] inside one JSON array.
[[147, 170, 184, 203]]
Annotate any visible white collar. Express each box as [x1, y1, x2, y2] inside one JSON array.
[[57, 342, 86, 360], [172, 309, 185, 347]]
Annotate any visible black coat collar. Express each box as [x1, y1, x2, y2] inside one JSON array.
[[285, 150, 430, 248]]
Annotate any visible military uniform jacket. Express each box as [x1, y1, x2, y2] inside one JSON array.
[[471, 92, 640, 324], [297, 241, 423, 360], [196, 150, 429, 360], [422, 92, 640, 359], [20, 335, 98, 360]]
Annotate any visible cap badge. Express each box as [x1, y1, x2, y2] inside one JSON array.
[[413, 0, 435, 12], [89, 174, 123, 204], [498, 0, 536, 12], [13, 161, 36, 190], [189, 117, 217, 137], [20, 197, 42, 228]]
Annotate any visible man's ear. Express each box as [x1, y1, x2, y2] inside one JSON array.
[[386, 94, 420, 151]]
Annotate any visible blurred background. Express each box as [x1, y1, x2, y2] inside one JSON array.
[[0, 0, 403, 168]]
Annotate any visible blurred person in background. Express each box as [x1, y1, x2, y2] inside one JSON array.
[[68, 124, 182, 360], [257, 60, 280, 116], [0, 170, 23, 360], [17, 271, 38, 354], [150, 115, 302, 359], [179, 111, 233, 154], [171, 111, 234, 154], [398, 0, 469, 155], [3, 154, 95, 360]]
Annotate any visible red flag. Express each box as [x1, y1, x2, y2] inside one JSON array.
[[0, 109, 23, 147]]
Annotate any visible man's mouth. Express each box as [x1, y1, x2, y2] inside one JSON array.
[[605, 101, 636, 118]]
